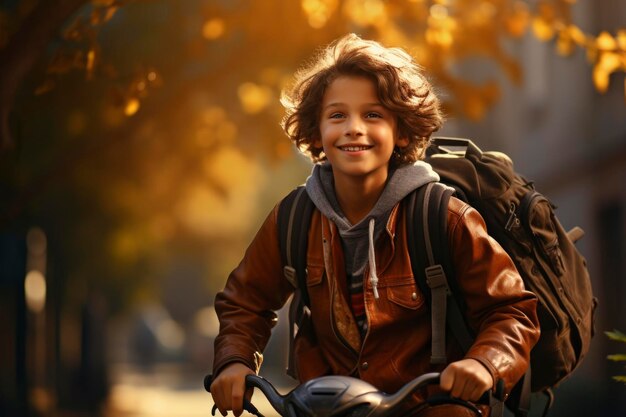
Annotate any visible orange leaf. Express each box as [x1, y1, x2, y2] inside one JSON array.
[[557, 32, 574, 56], [593, 65, 609, 93], [124, 98, 140, 116], [568, 25, 587, 45], [532, 17, 554, 41], [202, 18, 225, 40], [505, 2, 530, 38], [86, 49, 96, 79], [597, 31, 617, 50]]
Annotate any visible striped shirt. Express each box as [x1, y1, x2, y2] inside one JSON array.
[[347, 272, 368, 338]]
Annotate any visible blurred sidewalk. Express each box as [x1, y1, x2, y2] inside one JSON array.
[[104, 363, 291, 417]]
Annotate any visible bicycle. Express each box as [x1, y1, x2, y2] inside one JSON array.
[[204, 372, 501, 417]]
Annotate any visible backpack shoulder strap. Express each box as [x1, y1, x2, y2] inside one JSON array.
[[277, 185, 315, 379], [406, 182, 474, 364], [277, 185, 315, 305]]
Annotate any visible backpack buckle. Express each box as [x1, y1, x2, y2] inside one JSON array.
[[425, 265, 450, 295], [284, 266, 298, 288]]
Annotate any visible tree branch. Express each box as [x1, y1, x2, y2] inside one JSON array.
[[0, 0, 88, 152]]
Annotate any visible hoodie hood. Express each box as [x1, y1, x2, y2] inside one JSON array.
[[305, 161, 439, 293]]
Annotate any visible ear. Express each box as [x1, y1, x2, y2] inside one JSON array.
[[312, 137, 323, 149], [396, 136, 409, 148]]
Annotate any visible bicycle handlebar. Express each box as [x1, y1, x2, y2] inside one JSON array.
[[205, 371, 490, 417]]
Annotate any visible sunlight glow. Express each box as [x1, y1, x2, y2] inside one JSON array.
[[237, 82, 272, 114], [301, 0, 338, 29], [193, 306, 220, 338], [156, 319, 185, 351], [25, 270, 46, 313]]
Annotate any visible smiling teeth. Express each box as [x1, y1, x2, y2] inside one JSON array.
[[341, 146, 371, 151]]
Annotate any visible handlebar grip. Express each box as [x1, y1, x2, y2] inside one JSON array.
[[478, 390, 491, 404], [205, 374, 266, 417]]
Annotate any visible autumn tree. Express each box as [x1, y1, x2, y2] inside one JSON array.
[[1, 0, 624, 312]]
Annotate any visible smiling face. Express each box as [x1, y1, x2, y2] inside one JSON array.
[[316, 75, 408, 186]]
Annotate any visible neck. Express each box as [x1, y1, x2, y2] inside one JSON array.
[[334, 171, 388, 225]]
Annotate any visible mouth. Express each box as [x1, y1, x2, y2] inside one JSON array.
[[337, 145, 373, 152]]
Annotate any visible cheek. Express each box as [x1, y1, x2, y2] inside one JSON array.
[[318, 124, 338, 147]]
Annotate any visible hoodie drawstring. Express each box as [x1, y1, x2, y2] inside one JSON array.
[[368, 218, 380, 299]]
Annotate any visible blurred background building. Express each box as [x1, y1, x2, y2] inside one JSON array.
[[0, 1, 625, 416]]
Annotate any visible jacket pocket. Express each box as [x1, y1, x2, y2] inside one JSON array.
[[293, 311, 331, 381], [306, 263, 324, 286], [385, 276, 424, 310]]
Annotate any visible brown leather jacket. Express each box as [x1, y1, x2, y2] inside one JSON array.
[[213, 196, 539, 403]]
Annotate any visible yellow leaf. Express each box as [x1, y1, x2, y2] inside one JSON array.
[[238, 83, 272, 114], [430, 3, 448, 19], [86, 49, 96, 79], [598, 52, 622, 74], [342, 0, 387, 27], [557, 32, 574, 56], [593, 65, 609, 93], [568, 25, 587, 45], [124, 98, 140, 116], [597, 31, 617, 50], [301, 0, 338, 29], [586, 45, 598, 63], [202, 18, 225, 40], [505, 2, 530, 38], [532, 17, 554, 41]]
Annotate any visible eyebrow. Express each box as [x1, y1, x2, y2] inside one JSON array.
[[323, 102, 385, 110]]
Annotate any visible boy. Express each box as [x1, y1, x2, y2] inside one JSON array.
[[210, 34, 539, 416]]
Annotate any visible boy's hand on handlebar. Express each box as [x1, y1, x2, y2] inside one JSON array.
[[440, 358, 494, 402], [210, 362, 255, 417]]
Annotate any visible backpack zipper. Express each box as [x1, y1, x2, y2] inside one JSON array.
[[505, 201, 521, 232]]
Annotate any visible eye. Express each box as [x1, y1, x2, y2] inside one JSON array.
[[365, 112, 383, 119], [329, 112, 344, 119]]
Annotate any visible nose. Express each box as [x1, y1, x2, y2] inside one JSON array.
[[345, 116, 365, 137]]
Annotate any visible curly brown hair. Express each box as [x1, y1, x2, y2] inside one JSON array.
[[281, 33, 443, 164]]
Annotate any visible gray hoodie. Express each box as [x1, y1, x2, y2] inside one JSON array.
[[305, 161, 439, 298]]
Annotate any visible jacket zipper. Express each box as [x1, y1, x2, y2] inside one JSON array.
[[354, 266, 373, 375], [322, 225, 359, 362]]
